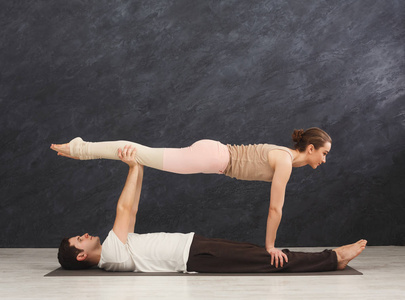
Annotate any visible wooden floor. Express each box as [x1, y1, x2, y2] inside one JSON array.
[[0, 246, 404, 299]]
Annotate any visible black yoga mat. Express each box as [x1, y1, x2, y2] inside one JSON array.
[[45, 266, 362, 277]]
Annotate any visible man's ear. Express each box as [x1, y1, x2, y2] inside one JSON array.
[[76, 252, 87, 262]]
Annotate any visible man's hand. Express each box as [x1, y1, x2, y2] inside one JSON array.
[[118, 145, 138, 167], [267, 247, 288, 268]]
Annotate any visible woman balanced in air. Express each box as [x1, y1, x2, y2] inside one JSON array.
[[51, 127, 332, 268]]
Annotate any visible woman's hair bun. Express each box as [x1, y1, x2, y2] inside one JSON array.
[[291, 127, 332, 152], [292, 129, 305, 143]]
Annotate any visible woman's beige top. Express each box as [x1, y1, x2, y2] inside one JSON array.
[[223, 144, 294, 182]]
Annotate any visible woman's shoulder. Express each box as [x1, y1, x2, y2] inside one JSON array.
[[263, 144, 293, 161]]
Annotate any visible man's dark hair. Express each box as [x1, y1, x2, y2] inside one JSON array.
[[58, 237, 94, 270]]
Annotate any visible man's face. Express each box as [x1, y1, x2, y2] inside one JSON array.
[[68, 233, 101, 258]]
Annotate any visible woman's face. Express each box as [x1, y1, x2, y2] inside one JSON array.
[[308, 142, 331, 169]]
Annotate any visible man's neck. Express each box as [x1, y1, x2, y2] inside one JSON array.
[[90, 245, 102, 266]]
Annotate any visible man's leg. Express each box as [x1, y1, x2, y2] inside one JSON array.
[[187, 235, 366, 273]]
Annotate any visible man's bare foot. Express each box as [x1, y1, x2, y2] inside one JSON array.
[[334, 239, 367, 270], [50, 142, 79, 159]]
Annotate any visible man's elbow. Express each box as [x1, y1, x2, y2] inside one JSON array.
[[268, 207, 282, 217], [117, 203, 132, 214]]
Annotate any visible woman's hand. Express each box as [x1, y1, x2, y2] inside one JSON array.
[[267, 247, 288, 268], [118, 145, 138, 167]]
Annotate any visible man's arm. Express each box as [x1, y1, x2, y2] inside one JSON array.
[[128, 164, 143, 233], [113, 145, 143, 244]]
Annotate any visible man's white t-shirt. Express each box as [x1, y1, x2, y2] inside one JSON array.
[[98, 230, 195, 272]]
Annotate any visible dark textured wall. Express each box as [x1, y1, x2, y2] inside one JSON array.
[[1, 0, 404, 247]]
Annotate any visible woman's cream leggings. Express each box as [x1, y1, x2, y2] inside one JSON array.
[[69, 137, 229, 174]]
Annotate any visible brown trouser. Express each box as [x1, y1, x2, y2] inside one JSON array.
[[187, 234, 337, 273]]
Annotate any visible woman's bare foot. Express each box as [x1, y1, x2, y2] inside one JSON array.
[[50, 142, 79, 159], [334, 239, 367, 270]]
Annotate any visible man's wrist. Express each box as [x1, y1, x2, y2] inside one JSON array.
[[128, 165, 139, 173]]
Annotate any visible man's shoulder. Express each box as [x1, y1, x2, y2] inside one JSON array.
[[98, 230, 136, 272], [101, 230, 128, 257]]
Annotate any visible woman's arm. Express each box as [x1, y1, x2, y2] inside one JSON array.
[[265, 151, 292, 267]]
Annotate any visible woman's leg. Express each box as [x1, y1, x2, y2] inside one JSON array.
[[69, 137, 165, 170], [64, 137, 229, 174], [163, 140, 229, 174]]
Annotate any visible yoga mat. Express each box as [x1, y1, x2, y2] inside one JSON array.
[[45, 266, 362, 277]]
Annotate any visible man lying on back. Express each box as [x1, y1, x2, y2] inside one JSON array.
[[58, 145, 367, 273]]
